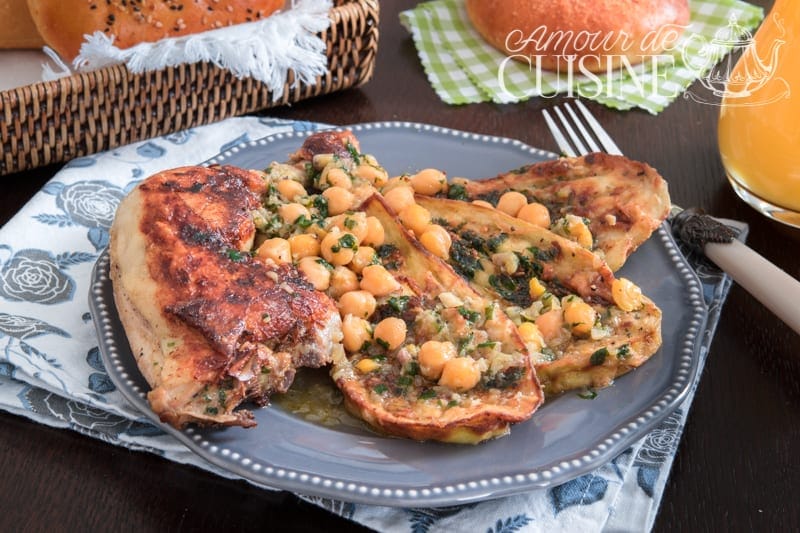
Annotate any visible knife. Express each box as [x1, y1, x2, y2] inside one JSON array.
[[670, 207, 800, 335]]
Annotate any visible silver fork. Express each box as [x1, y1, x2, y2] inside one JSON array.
[[542, 99, 800, 335], [542, 99, 622, 157]]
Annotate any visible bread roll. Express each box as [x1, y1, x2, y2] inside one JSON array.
[[26, 0, 286, 62], [0, 0, 44, 48], [465, 0, 690, 72]]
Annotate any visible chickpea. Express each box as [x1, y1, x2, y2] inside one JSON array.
[[278, 202, 311, 225], [419, 224, 452, 259], [288, 233, 320, 260], [472, 200, 494, 209], [342, 314, 372, 353], [517, 202, 551, 228], [354, 163, 389, 187], [535, 308, 565, 343], [410, 168, 447, 196], [359, 264, 401, 297], [563, 214, 593, 249], [418, 340, 456, 380], [349, 246, 378, 274], [320, 166, 351, 189], [326, 212, 368, 243], [362, 216, 385, 246], [329, 265, 360, 298], [439, 357, 481, 391], [337, 290, 377, 319], [275, 179, 307, 201], [355, 358, 381, 373], [381, 175, 412, 193], [320, 230, 358, 266], [373, 317, 407, 351], [296, 256, 331, 291], [612, 278, 643, 312], [312, 153, 334, 170], [398, 203, 432, 235], [383, 185, 416, 214], [562, 298, 596, 337], [517, 322, 544, 352], [322, 186, 355, 216], [255, 238, 291, 265], [496, 191, 528, 217], [528, 278, 547, 300]]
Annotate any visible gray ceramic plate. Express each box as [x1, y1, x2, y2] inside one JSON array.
[[90, 122, 707, 507]]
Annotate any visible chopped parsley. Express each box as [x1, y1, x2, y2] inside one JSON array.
[[486, 233, 508, 253], [332, 233, 358, 253], [578, 389, 598, 400], [294, 214, 314, 229], [484, 367, 523, 389], [447, 183, 468, 201], [376, 244, 401, 270], [457, 306, 481, 323], [448, 238, 482, 279], [312, 195, 329, 218], [539, 347, 557, 362], [373, 383, 388, 394], [590, 347, 609, 366], [616, 344, 631, 359], [226, 249, 246, 262], [509, 165, 530, 174], [387, 295, 411, 313], [457, 333, 474, 355], [346, 141, 362, 165], [419, 389, 437, 400], [316, 258, 334, 270]]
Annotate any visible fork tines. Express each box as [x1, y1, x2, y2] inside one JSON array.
[[542, 99, 623, 157]]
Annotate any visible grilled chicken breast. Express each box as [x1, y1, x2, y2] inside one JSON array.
[[458, 152, 671, 271], [109, 165, 341, 428]]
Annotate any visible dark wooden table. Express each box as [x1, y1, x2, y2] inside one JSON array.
[[2, 1, 798, 531]]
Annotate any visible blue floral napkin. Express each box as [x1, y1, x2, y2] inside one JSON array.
[[0, 116, 736, 532]]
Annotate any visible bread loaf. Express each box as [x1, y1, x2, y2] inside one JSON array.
[[465, 0, 690, 72], [26, 0, 286, 62], [0, 0, 44, 49]]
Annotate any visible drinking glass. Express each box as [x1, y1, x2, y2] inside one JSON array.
[[717, 0, 800, 227]]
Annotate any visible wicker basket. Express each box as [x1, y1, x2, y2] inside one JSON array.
[[0, 0, 379, 176]]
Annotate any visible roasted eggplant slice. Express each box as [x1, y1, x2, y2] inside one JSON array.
[[457, 152, 670, 272]]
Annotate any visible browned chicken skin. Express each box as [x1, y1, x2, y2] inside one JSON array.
[[110, 165, 341, 428]]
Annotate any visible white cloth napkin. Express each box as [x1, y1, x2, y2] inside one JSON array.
[[0, 116, 736, 532], [43, 0, 332, 100]]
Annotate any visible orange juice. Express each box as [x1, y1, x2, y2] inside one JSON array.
[[718, 1, 800, 221]]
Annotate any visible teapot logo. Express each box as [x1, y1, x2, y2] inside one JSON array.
[[683, 13, 790, 106]]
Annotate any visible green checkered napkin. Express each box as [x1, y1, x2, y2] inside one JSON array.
[[400, 0, 764, 114]]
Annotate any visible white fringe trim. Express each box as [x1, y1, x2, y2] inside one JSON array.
[[41, 47, 73, 81], [69, 0, 332, 100]]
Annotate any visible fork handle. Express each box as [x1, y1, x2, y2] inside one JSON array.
[[704, 239, 800, 335]]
